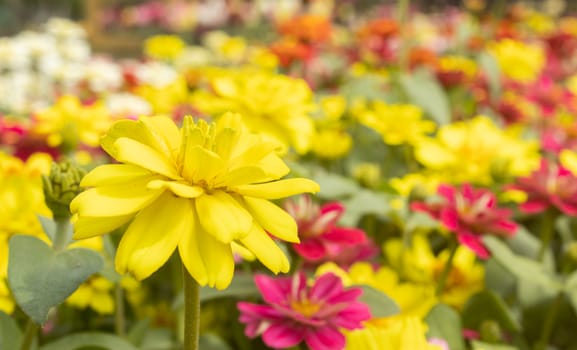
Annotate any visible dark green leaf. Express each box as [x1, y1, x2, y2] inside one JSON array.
[[0, 311, 22, 350], [8, 235, 104, 324], [462, 290, 521, 332], [40, 332, 138, 350], [399, 69, 450, 125], [126, 318, 151, 347], [425, 303, 466, 350], [357, 285, 400, 318]]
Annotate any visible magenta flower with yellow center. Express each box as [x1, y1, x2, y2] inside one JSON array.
[[70, 113, 319, 289], [237, 272, 371, 350]]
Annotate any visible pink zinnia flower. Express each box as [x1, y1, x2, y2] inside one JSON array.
[[238, 272, 371, 350], [411, 183, 518, 258], [284, 196, 371, 264], [508, 158, 577, 216]]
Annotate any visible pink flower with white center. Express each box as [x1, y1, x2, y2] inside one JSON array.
[[411, 183, 518, 259], [238, 272, 371, 350], [284, 195, 370, 264], [508, 158, 577, 216]]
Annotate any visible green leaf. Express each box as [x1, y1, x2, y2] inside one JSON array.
[[471, 340, 518, 350], [0, 311, 22, 350], [173, 273, 259, 310], [462, 290, 521, 333], [126, 318, 151, 347], [399, 69, 450, 125], [199, 334, 233, 350], [507, 226, 554, 272], [477, 52, 501, 102], [340, 189, 391, 226], [564, 270, 577, 316], [313, 171, 360, 199], [357, 285, 399, 318], [8, 235, 104, 324], [36, 215, 56, 242], [425, 303, 466, 350], [40, 332, 138, 350], [339, 75, 390, 102], [483, 236, 560, 290]]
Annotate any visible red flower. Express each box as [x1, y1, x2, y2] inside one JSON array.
[[237, 272, 371, 350], [284, 196, 371, 265], [411, 184, 518, 258], [509, 159, 577, 216]]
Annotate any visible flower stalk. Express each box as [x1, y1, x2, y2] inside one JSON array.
[[436, 237, 458, 296], [19, 319, 38, 350], [183, 264, 200, 350]]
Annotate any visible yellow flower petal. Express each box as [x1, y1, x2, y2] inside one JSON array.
[[139, 116, 181, 156], [116, 194, 189, 280], [100, 119, 148, 159], [114, 137, 181, 180], [182, 145, 225, 184], [239, 223, 290, 274], [72, 214, 133, 239], [195, 191, 252, 243], [147, 180, 205, 198], [70, 178, 165, 217], [214, 166, 267, 187], [232, 178, 320, 199], [242, 196, 299, 243], [178, 207, 208, 286], [90, 292, 114, 314], [198, 231, 235, 290], [81, 164, 153, 187]]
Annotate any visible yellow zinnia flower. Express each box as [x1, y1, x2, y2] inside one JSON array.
[[345, 317, 444, 350], [33, 95, 112, 151], [144, 34, 186, 61], [487, 39, 545, 84], [71, 113, 319, 289], [66, 275, 115, 314], [355, 101, 435, 146], [190, 68, 316, 154], [414, 116, 540, 185]]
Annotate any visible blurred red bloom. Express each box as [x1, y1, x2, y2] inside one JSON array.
[[284, 196, 372, 265], [508, 159, 577, 216], [411, 184, 518, 258]]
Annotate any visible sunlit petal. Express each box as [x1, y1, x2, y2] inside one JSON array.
[[239, 223, 290, 274], [196, 191, 252, 243], [242, 197, 299, 243], [233, 178, 320, 199], [116, 194, 189, 280], [114, 137, 181, 179]]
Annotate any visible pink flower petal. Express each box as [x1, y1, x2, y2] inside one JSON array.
[[458, 232, 490, 259], [304, 326, 346, 350], [322, 227, 367, 244], [294, 239, 327, 261], [310, 273, 344, 301], [262, 322, 305, 349]]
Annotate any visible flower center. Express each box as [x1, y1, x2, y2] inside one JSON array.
[[290, 298, 322, 317]]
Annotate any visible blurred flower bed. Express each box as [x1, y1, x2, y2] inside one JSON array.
[[3, 1, 577, 350]]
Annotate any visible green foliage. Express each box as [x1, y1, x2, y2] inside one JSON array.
[[357, 285, 400, 318], [425, 303, 466, 350], [40, 332, 138, 350], [462, 290, 521, 333], [0, 311, 22, 350], [399, 69, 451, 125], [8, 235, 104, 324]]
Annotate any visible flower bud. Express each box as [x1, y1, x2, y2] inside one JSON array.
[[42, 160, 86, 220]]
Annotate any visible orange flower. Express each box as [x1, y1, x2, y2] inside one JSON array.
[[277, 15, 332, 44]]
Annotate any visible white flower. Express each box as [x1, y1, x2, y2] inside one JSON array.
[[133, 61, 179, 88], [106, 93, 152, 118], [84, 58, 123, 93]]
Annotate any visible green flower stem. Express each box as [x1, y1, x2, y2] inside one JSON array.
[[534, 292, 564, 350], [19, 319, 38, 350], [538, 210, 556, 262], [114, 283, 126, 337], [183, 265, 200, 350], [52, 219, 71, 252], [435, 237, 458, 296], [397, 0, 410, 71]]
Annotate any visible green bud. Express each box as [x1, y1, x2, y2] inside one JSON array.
[[479, 320, 502, 343], [42, 160, 86, 221]]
